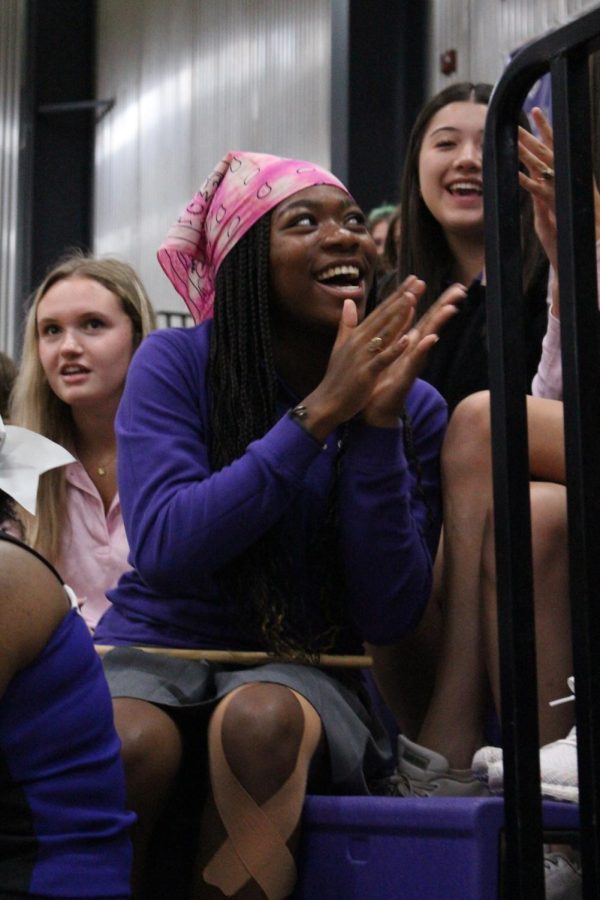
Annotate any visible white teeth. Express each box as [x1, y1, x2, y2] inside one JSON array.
[[449, 182, 482, 194], [62, 366, 86, 374], [316, 265, 360, 282]]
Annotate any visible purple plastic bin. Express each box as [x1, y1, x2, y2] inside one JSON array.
[[542, 799, 579, 830], [295, 796, 504, 899], [295, 795, 580, 899]]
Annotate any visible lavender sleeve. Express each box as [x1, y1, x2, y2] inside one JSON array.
[[532, 240, 600, 400], [338, 383, 446, 644], [531, 308, 563, 399], [116, 328, 325, 594]]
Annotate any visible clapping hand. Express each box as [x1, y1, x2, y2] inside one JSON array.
[[363, 281, 466, 427], [297, 277, 464, 438], [298, 276, 424, 440]]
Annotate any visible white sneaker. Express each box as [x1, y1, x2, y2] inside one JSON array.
[[384, 734, 489, 797], [544, 851, 582, 900], [471, 678, 578, 802], [539, 726, 578, 802], [471, 747, 505, 795]]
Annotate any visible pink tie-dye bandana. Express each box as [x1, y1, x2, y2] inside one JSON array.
[[157, 151, 349, 323]]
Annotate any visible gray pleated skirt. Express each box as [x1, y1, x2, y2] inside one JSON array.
[[102, 647, 392, 794]]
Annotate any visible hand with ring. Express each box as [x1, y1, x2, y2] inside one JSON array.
[[293, 276, 423, 439], [367, 336, 385, 353], [518, 107, 558, 274], [362, 281, 466, 428], [519, 106, 600, 297]]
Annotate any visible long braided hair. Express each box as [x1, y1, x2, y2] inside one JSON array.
[[208, 212, 369, 657], [207, 212, 431, 656]]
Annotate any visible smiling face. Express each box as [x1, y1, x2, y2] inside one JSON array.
[[269, 184, 377, 339], [36, 276, 135, 415], [418, 100, 487, 240]]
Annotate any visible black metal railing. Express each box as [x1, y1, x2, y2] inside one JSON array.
[[484, 8, 600, 898]]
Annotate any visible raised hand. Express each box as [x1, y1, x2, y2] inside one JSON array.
[[296, 277, 425, 441], [519, 106, 600, 318], [518, 107, 558, 273], [363, 282, 466, 427]]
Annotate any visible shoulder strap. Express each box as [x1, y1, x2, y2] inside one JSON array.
[[0, 530, 65, 585]]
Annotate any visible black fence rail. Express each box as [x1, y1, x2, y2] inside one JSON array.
[[484, 7, 600, 898]]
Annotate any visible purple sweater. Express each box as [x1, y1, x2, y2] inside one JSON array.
[[95, 323, 447, 652]]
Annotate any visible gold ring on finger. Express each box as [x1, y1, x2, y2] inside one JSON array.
[[367, 336, 384, 353], [539, 165, 554, 181]]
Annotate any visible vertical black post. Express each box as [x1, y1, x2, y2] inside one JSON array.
[[484, 8, 600, 893], [551, 50, 600, 898], [26, 0, 96, 295], [331, 0, 427, 213], [484, 76, 545, 898]]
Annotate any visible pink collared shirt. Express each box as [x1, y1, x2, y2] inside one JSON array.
[[56, 460, 131, 630]]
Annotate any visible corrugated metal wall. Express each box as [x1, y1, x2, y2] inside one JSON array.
[[0, 0, 26, 357], [428, 0, 600, 94], [94, 0, 332, 317], [4, 0, 598, 345]]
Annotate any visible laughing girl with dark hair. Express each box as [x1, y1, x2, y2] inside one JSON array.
[[383, 81, 549, 412]]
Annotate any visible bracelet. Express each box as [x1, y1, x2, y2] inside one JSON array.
[[289, 404, 325, 447]]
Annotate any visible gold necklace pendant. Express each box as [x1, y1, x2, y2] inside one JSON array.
[[95, 455, 115, 477]]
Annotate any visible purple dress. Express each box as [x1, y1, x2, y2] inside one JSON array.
[[0, 533, 133, 898]]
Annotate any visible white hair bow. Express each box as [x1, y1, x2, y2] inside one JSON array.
[[0, 415, 75, 515]]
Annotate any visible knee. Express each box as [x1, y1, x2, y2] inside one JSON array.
[[113, 698, 183, 789], [442, 391, 492, 476], [219, 685, 307, 789]]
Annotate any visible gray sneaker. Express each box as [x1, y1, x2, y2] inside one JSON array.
[[373, 734, 489, 797], [545, 851, 582, 900]]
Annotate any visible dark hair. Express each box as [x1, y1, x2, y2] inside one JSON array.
[[207, 213, 379, 658], [0, 489, 22, 537], [398, 82, 545, 312]]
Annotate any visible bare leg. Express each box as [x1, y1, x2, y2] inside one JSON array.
[[524, 396, 565, 482], [366, 544, 444, 739], [415, 391, 496, 767], [368, 391, 497, 748], [481, 481, 574, 745], [193, 683, 325, 899], [370, 392, 568, 768], [113, 698, 184, 898]]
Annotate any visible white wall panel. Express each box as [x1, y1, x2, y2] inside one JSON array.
[[567, 0, 600, 15], [428, 0, 472, 85], [0, 0, 26, 355], [428, 0, 600, 95], [95, 0, 332, 316]]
